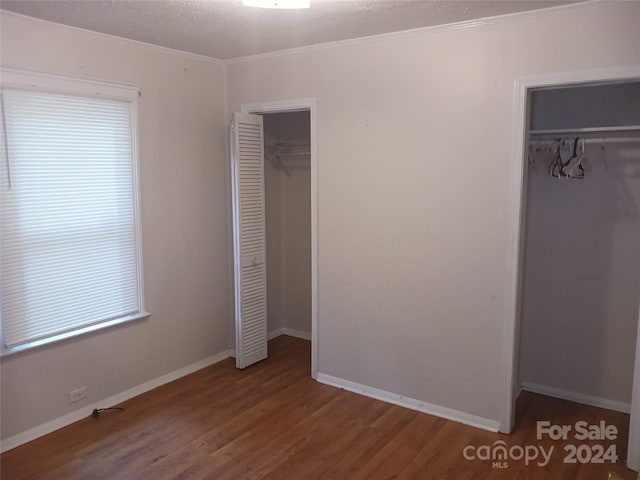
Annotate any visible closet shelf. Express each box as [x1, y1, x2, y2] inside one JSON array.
[[529, 125, 640, 136], [529, 136, 640, 145], [265, 143, 311, 156]]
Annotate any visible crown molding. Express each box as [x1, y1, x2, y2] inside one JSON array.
[[225, 0, 604, 64], [0, 9, 225, 66]]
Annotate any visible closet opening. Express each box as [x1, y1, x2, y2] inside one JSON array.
[[262, 110, 312, 351], [231, 98, 317, 377], [509, 77, 640, 472]]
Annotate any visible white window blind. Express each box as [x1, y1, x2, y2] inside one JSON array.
[[1, 83, 146, 353]]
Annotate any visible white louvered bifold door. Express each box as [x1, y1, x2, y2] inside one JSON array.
[[230, 113, 268, 369]]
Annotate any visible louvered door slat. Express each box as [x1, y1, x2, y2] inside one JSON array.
[[230, 112, 268, 369]]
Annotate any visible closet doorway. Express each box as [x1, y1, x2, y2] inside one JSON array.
[[231, 98, 318, 378], [501, 67, 640, 472]]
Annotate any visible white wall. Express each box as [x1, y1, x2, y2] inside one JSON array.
[[281, 167, 311, 334], [519, 84, 640, 406], [263, 112, 311, 336], [0, 12, 230, 441], [265, 154, 284, 334], [226, 1, 640, 424]]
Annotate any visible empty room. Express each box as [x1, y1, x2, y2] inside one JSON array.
[[1, 1, 640, 478]]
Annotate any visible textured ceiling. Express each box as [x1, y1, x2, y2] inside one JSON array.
[[0, 0, 579, 60]]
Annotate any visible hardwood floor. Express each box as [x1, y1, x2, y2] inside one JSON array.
[[2, 335, 637, 479]]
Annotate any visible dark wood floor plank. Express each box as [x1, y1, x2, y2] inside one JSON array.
[[1, 335, 637, 479]]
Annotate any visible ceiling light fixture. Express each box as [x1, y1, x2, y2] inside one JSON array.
[[242, 0, 310, 9]]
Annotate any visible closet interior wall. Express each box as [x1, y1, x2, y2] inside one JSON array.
[[519, 82, 640, 410], [263, 111, 311, 338]]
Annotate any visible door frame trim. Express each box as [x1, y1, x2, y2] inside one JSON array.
[[241, 98, 318, 379], [500, 65, 640, 470]]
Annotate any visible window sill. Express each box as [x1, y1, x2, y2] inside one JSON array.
[[1, 311, 151, 357]]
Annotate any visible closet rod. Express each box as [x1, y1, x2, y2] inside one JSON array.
[[529, 125, 640, 135]]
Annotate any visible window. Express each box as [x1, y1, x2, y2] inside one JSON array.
[[0, 69, 148, 354]]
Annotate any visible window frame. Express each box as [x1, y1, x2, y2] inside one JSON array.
[[0, 68, 149, 355]]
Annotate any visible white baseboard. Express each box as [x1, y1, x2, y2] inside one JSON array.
[[516, 386, 523, 401], [231, 328, 311, 357], [316, 373, 500, 432], [521, 381, 631, 414], [267, 328, 284, 340], [281, 328, 311, 340], [268, 328, 311, 341], [0, 349, 232, 453]]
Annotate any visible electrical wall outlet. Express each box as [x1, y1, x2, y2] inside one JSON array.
[[69, 387, 87, 404]]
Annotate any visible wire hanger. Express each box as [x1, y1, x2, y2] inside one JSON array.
[[268, 154, 291, 178], [548, 137, 586, 180], [548, 139, 564, 178], [560, 137, 585, 179]]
